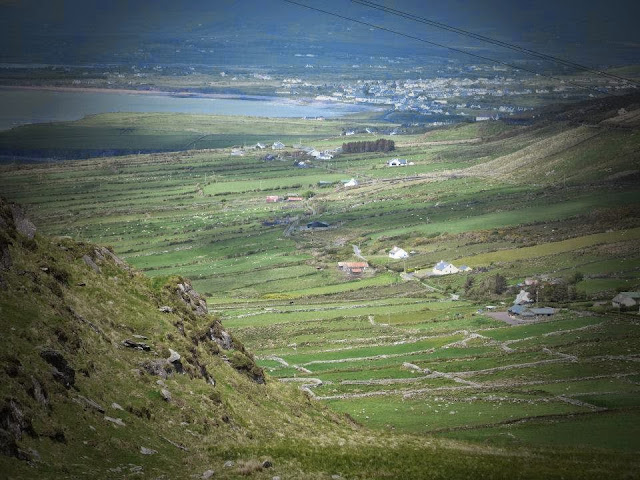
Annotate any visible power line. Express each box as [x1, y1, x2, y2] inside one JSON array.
[[352, 0, 639, 86], [282, 0, 616, 97]]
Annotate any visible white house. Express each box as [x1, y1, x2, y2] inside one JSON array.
[[344, 178, 359, 187], [272, 141, 285, 150], [432, 260, 459, 275], [514, 289, 533, 305], [389, 246, 409, 259], [387, 158, 408, 167], [458, 265, 472, 272]]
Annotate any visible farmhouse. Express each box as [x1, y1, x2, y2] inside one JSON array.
[[338, 261, 369, 275], [387, 158, 408, 167], [286, 196, 303, 202], [612, 292, 640, 308], [265, 195, 281, 203], [458, 265, 472, 272], [344, 178, 359, 187], [272, 141, 285, 150], [432, 260, 459, 275], [514, 289, 533, 305], [389, 246, 408, 259]]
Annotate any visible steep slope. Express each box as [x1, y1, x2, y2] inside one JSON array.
[[464, 94, 640, 184], [0, 199, 358, 478]]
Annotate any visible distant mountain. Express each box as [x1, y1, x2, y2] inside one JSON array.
[[1, 0, 639, 68]]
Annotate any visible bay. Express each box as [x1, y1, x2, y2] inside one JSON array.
[[0, 88, 374, 131]]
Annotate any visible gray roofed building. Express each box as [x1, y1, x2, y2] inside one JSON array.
[[612, 292, 640, 308]]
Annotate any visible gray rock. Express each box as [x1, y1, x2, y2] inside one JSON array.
[[161, 435, 188, 451], [212, 329, 233, 350], [272, 477, 281, 480], [202, 470, 215, 479], [82, 255, 101, 273], [140, 447, 157, 455], [111, 402, 124, 411], [262, 460, 273, 468], [160, 388, 172, 402], [223, 461, 235, 468], [10, 204, 36, 239], [1, 399, 32, 441], [176, 281, 208, 315], [97, 246, 130, 270], [29, 376, 48, 406], [104, 416, 125, 427], [123, 339, 151, 351], [76, 395, 105, 413], [159, 306, 173, 313], [143, 360, 168, 378], [167, 349, 181, 363], [132, 334, 148, 340]]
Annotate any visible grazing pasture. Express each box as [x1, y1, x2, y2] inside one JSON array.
[[0, 107, 638, 454]]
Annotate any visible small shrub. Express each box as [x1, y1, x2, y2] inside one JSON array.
[[237, 459, 263, 476]]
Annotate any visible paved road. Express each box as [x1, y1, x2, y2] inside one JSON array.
[[352, 244, 366, 261]]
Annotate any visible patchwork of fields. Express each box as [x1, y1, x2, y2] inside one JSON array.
[[1, 108, 639, 452]]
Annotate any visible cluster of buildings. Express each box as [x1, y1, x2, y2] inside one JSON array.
[[308, 76, 545, 119], [508, 289, 555, 319]]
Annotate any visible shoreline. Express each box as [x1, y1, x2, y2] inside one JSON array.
[[0, 84, 283, 101], [0, 84, 386, 111], [0, 85, 383, 132]]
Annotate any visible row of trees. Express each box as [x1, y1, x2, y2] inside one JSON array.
[[463, 273, 586, 302], [341, 139, 395, 153]]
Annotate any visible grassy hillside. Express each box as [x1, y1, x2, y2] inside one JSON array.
[[0, 112, 386, 159]]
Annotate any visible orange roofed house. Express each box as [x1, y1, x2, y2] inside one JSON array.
[[337, 261, 369, 275]]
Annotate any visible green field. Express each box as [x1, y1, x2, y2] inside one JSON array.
[[1, 103, 639, 463]]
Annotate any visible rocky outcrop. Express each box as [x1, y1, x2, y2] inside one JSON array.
[[9, 204, 36, 240], [82, 254, 101, 273], [40, 350, 75, 389], [0, 399, 34, 460], [123, 339, 151, 351], [176, 281, 208, 316]]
